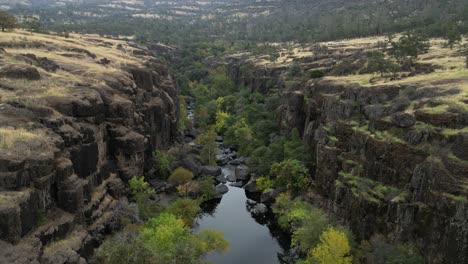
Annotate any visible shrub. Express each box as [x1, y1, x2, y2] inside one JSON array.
[[273, 193, 311, 229], [153, 150, 174, 180], [142, 213, 228, 263], [388, 32, 430, 65], [334, 59, 360, 75], [97, 213, 229, 264], [256, 177, 274, 193], [177, 181, 200, 197], [361, 235, 424, 264], [292, 207, 329, 252], [129, 177, 159, 220], [198, 176, 217, 201], [311, 227, 353, 264], [165, 198, 200, 226], [309, 69, 325, 79], [95, 224, 149, 264], [168, 167, 194, 186], [288, 62, 303, 78], [270, 159, 310, 193]]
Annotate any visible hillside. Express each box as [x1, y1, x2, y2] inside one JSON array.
[[4, 0, 467, 43], [0, 30, 178, 263]]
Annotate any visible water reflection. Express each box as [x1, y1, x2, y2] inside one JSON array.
[[196, 167, 293, 264]]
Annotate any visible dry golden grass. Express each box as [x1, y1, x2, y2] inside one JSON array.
[[0, 127, 44, 150], [0, 30, 150, 103]]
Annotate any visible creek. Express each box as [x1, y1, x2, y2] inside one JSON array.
[[186, 100, 293, 264], [196, 165, 293, 264]]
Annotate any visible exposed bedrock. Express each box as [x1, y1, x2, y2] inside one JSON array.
[[0, 59, 178, 263], [289, 81, 467, 263]]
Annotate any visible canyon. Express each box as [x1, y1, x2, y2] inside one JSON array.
[[0, 29, 467, 264], [0, 30, 178, 263]]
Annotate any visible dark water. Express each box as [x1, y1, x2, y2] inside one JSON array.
[[197, 167, 292, 264]]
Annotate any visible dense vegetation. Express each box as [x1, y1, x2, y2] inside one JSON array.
[[95, 145, 230, 264]]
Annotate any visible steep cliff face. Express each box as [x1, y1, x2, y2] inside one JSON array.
[[296, 81, 467, 263], [226, 38, 468, 263], [0, 31, 178, 263]]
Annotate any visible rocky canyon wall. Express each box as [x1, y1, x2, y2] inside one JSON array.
[[226, 49, 468, 263], [0, 32, 178, 263]]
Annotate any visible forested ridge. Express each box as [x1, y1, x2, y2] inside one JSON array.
[[6, 0, 468, 44]]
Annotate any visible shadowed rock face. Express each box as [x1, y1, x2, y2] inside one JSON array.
[[0, 42, 178, 262]]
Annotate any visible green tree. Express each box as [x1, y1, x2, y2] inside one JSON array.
[[311, 227, 353, 264], [196, 129, 217, 165], [224, 118, 254, 155], [284, 128, 309, 163], [23, 16, 41, 33], [388, 32, 430, 66], [365, 51, 400, 77], [153, 150, 174, 180], [256, 176, 274, 192], [292, 208, 329, 252], [444, 26, 462, 50], [141, 213, 229, 263], [178, 96, 189, 130], [270, 159, 311, 193], [288, 62, 303, 78], [214, 111, 230, 134], [0, 11, 17, 32]]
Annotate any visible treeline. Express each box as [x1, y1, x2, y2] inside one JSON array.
[[8, 0, 468, 44]]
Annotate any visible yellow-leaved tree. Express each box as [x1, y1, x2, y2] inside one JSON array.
[[311, 227, 353, 264]]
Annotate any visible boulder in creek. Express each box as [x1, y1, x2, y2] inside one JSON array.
[[229, 157, 246, 165], [215, 184, 229, 195], [235, 165, 250, 181], [201, 165, 222, 177], [261, 189, 280, 204], [226, 173, 237, 182], [391, 112, 416, 128], [216, 174, 227, 183], [244, 176, 257, 192], [230, 181, 243, 187], [252, 203, 268, 215], [216, 154, 230, 165]]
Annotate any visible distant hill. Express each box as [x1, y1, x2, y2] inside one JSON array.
[[4, 0, 468, 43]]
